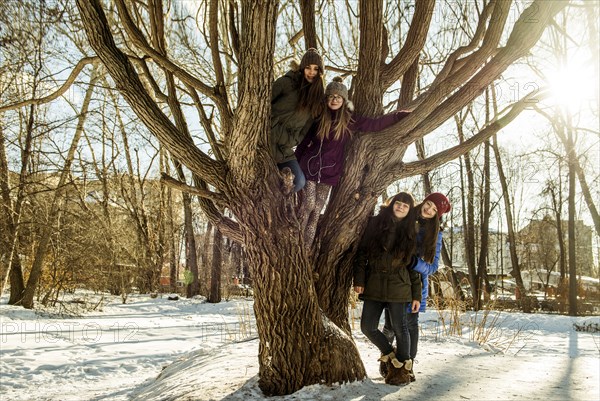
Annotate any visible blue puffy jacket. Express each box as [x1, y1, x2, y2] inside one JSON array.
[[410, 230, 443, 312]]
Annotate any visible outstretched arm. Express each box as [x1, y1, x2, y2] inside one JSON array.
[[351, 110, 410, 132]]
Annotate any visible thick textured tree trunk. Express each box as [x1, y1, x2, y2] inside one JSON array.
[[237, 210, 365, 395]]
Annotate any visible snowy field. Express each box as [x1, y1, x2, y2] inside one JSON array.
[[1, 292, 598, 401]]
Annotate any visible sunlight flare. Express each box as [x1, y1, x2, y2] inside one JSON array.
[[547, 55, 599, 112]]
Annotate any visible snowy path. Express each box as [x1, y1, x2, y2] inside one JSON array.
[[131, 323, 600, 401], [1, 295, 599, 401]]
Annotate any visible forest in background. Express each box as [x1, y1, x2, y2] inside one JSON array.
[[1, 0, 598, 395]]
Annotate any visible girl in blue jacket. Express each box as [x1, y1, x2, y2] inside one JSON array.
[[381, 192, 451, 381]]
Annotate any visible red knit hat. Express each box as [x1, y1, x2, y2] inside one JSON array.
[[423, 192, 451, 217]]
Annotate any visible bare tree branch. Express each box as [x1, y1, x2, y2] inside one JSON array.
[[399, 89, 549, 178], [421, 1, 496, 98], [76, 0, 227, 190], [0, 57, 98, 112], [400, 0, 567, 145], [113, 0, 233, 123], [160, 173, 227, 205], [380, 0, 435, 89]]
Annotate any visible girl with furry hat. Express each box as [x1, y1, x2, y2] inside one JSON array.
[[271, 48, 325, 192], [295, 76, 410, 248], [381, 192, 452, 382], [353, 192, 422, 386]]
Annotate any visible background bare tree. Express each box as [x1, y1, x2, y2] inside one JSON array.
[[5, 0, 597, 397]]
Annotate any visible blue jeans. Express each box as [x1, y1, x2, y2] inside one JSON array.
[[383, 308, 419, 360], [361, 299, 410, 361], [407, 312, 418, 360], [277, 159, 306, 192]]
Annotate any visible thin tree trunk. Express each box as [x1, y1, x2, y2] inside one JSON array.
[[457, 114, 478, 308], [476, 140, 492, 307], [208, 227, 222, 303], [546, 181, 567, 280], [19, 69, 98, 308], [0, 124, 25, 299], [6, 103, 36, 305], [489, 80, 528, 308], [200, 221, 214, 296], [182, 188, 200, 297], [162, 153, 178, 293], [490, 138, 528, 305], [566, 114, 578, 316]]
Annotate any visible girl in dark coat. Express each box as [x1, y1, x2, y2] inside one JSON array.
[[381, 192, 452, 382], [271, 48, 325, 192], [295, 77, 410, 247], [353, 192, 422, 385]]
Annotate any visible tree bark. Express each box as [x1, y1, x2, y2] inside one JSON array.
[[476, 140, 492, 307]]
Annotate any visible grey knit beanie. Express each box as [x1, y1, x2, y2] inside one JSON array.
[[326, 77, 353, 110]]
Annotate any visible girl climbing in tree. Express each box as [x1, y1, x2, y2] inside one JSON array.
[[271, 48, 325, 192], [353, 192, 422, 386], [295, 77, 410, 247]]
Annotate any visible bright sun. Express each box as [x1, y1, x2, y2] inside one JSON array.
[[546, 54, 599, 112]]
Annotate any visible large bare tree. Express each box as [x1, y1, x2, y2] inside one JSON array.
[[0, 0, 566, 395]]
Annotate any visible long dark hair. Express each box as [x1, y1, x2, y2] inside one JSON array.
[[295, 71, 325, 119], [414, 202, 441, 264], [366, 192, 417, 266]]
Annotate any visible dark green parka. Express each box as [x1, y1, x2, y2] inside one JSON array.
[[354, 217, 422, 303], [271, 68, 313, 163]]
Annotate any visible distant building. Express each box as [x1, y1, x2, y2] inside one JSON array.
[[444, 217, 597, 297], [446, 226, 512, 277], [518, 215, 595, 278]]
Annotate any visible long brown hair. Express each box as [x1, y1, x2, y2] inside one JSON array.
[[316, 101, 354, 141], [296, 72, 325, 119], [366, 192, 417, 266], [414, 202, 441, 264]]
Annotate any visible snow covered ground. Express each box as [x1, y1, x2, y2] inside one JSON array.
[[1, 292, 598, 401]]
